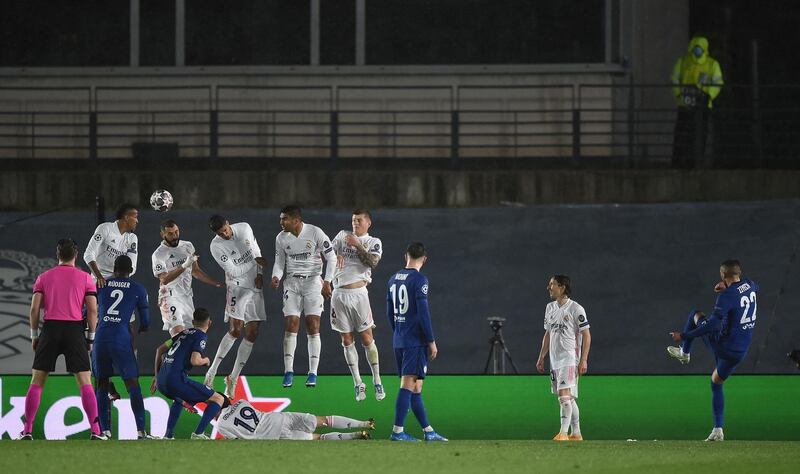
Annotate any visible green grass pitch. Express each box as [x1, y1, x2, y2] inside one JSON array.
[[1, 440, 798, 474]]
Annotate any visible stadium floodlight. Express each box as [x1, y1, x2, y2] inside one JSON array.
[[483, 316, 519, 375]]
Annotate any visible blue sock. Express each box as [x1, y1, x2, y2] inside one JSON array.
[[394, 388, 413, 428], [681, 311, 699, 353], [195, 402, 221, 435], [410, 392, 430, 429], [166, 400, 183, 438], [711, 382, 724, 428], [95, 388, 111, 433], [127, 385, 146, 432]]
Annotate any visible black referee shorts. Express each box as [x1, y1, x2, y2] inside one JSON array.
[[32, 320, 90, 373]]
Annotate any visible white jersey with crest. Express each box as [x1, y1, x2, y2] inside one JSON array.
[[544, 298, 590, 370], [332, 231, 383, 287], [217, 400, 283, 440], [83, 221, 139, 279], [151, 240, 195, 297], [210, 222, 262, 290], [272, 223, 336, 282]]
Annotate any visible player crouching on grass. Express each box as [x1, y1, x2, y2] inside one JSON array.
[[152, 308, 225, 439], [536, 275, 591, 441], [216, 398, 375, 441]]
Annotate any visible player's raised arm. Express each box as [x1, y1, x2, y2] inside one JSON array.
[[191, 260, 224, 288], [128, 234, 139, 275]]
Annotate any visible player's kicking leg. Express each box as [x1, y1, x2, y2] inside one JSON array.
[[667, 309, 705, 364]]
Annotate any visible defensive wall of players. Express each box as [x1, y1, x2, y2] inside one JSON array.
[[3, 169, 800, 210]]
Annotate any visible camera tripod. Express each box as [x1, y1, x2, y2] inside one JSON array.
[[483, 319, 519, 375]]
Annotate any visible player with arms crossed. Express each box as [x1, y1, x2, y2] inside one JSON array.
[[153, 308, 226, 439], [152, 219, 223, 337], [331, 209, 385, 401], [271, 205, 336, 388], [536, 275, 591, 441], [205, 215, 267, 399], [386, 242, 447, 442], [93, 255, 154, 439], [667, 259, 759, 441], [217, 399, 374, 441]]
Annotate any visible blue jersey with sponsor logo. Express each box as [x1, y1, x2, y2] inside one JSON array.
[[158, 328, 208, 382], [685, 278, 759, 354], [386, 268, 435, 349], [95, 277, 150, 345]]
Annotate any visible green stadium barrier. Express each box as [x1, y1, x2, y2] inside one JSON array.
[[2, 375, 798, 440]]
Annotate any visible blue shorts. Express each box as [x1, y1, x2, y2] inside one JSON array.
[[394, 346, 428, 379], [709, 342, 747, 380], [157, 373, 214, 404], [92, 342, 139, 380]]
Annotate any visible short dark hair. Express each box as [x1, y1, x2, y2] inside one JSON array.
[[551, 274, 572, 297], [113, 255, 133, 275], [720, 259, 742, 278], [406, 242, 426, 259], [352, 208, 372, 220], [160, 219, 178, 232], [115, 203, 137, 220], [208, 215, 227, 232], [280, 205, 302, 218], [193, 308, 211, 324], [56, 238, 77, 261]]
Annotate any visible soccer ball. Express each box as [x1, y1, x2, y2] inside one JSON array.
[[149, 189, 174, 212]]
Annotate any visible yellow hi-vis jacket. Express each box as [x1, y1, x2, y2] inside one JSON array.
[[671, 36, 724, 109]]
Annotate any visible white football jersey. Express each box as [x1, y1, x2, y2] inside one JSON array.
[[151, 240, 195, 297], [83, 221, 139, 279], [272, 223, 336, 282], [217, 400, 283, 440], [210, 222, 262, 290], [332, 231, 382, 287], [544, 298, 590, 370]]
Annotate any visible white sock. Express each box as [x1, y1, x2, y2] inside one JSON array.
[[392, 425, 404, 434], [324, 415, 369, 429], [229, 339, 253, 384], [308, 333, 321, 375], [283, 332, 297, 373], [343, 343, 362, 385], [570, 398, 581, 435], [320, 432, 361, 440], [559, 396, 573, 434], [423, 426, 433, 432], [207, 333, 237, 378], [364, 341, 381, 386]]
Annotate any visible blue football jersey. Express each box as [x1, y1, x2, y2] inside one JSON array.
[[159, 328, 208, 380], [95, 277, 150, 345], [386, 268, 435, 348], [712, 278, 759, 353]]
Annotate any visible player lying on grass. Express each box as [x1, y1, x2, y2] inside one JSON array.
[[152, 308, 226, 439], [667, 259, 759, 442], [216, 398, 374, 440]]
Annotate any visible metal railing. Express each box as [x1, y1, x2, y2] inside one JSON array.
[[0, 83, 797, 168]]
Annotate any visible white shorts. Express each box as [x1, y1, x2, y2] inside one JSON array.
[[224, 285, 267, 323], [330, 286, 375, 334], [550, 365, 579, 398], [282, 276, 324, 317], [159, 293, 195, 332], [279, 412, 317, 440]]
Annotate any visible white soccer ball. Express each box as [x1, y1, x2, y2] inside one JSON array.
[[149, 189, 174, 212]]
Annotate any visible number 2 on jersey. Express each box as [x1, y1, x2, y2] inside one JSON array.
[[106, 289, 124, 315], [739, 291, 757, 324], [389, 283, 409, 315]]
